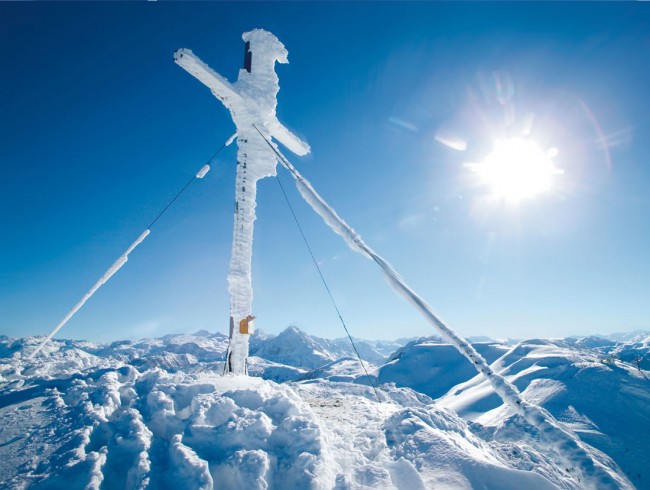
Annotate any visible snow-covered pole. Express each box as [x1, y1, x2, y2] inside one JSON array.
[[253, 129, 629, 489], [174, 30, 310, 375]]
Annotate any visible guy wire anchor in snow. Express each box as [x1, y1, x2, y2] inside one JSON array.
[[174, 29, 310, 376]]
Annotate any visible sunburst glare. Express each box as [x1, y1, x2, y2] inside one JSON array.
[[470, 137, 562, 202]]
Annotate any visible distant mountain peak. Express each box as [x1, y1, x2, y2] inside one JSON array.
[[282, 325, 306, 336]]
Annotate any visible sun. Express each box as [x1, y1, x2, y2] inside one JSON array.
[[471, 138, 561, 202]]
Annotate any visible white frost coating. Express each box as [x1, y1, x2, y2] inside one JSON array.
[[195, 164, 210, 179], [275, 151, 627, 489], [29, 229, 151, 359], [225, 132, 238, 147], [175, 29, 310, 375]]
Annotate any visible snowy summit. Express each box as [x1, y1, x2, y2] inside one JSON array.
[[1, 329, 648, 489]]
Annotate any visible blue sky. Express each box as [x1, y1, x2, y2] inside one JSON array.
[[1, 2, 649, 342]]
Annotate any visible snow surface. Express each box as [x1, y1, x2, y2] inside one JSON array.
[[566, 332, 650, 370], [437, 338, 650, 488], [250, 326, 388, 371], [2, 329, 647, 489], [377, 340, 511, 399]]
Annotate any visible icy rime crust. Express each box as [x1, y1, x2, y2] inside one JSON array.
[[29, 229, 151, 359], [276, 156, 631, 489], [174, 29, 310, 375]]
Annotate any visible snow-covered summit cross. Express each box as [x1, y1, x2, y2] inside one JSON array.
[[174, 29, 310, 375]]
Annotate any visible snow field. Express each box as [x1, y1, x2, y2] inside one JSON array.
[[295, 381, 582, 489], [2, 332, 646, 489], [1, 366, 335, 489], [438, 339, 649, 488]]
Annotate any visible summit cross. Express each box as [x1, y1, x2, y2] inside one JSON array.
[[174, 29, 310, 375]]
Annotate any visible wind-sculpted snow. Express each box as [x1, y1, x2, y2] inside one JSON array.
[[0, 366, 335, 489], [297, 358, 373, 383], [293, 381, 595, 489], [246, 356, 308, 383], [384, 407, 559, 489], [377, 340, 511, 399]]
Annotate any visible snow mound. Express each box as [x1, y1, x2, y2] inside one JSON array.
[[384, 406, 558, 489], [0, 367, 335, 489]]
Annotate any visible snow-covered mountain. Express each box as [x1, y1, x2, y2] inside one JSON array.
[[566, 331, 650, 370], [437, 338, 650, 489], [248, 326, 392, 370], [375, 338, 511, 399], [1, 329, 648, 489]]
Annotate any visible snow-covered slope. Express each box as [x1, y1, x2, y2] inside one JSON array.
[[293, 381, 583, 490], [249, 326, 389, 370], [567, 331, 650, 370], [249, 326, 339, 369], [296, 357, 372, 383], [609, 336, 650, 370], [375, 338, 511, 399], [438, 339, 650, 488], [600, 330, 650, 344]]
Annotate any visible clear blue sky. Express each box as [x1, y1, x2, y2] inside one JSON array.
[[1, 2, 649, 342]]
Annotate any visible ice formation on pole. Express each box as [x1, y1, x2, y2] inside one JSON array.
[[29, 230, 151, 359], [257, 139, 626, 489], [31, 164, 212, 359], [195, 164, 211, 179], [174, 29, 310, 375]]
